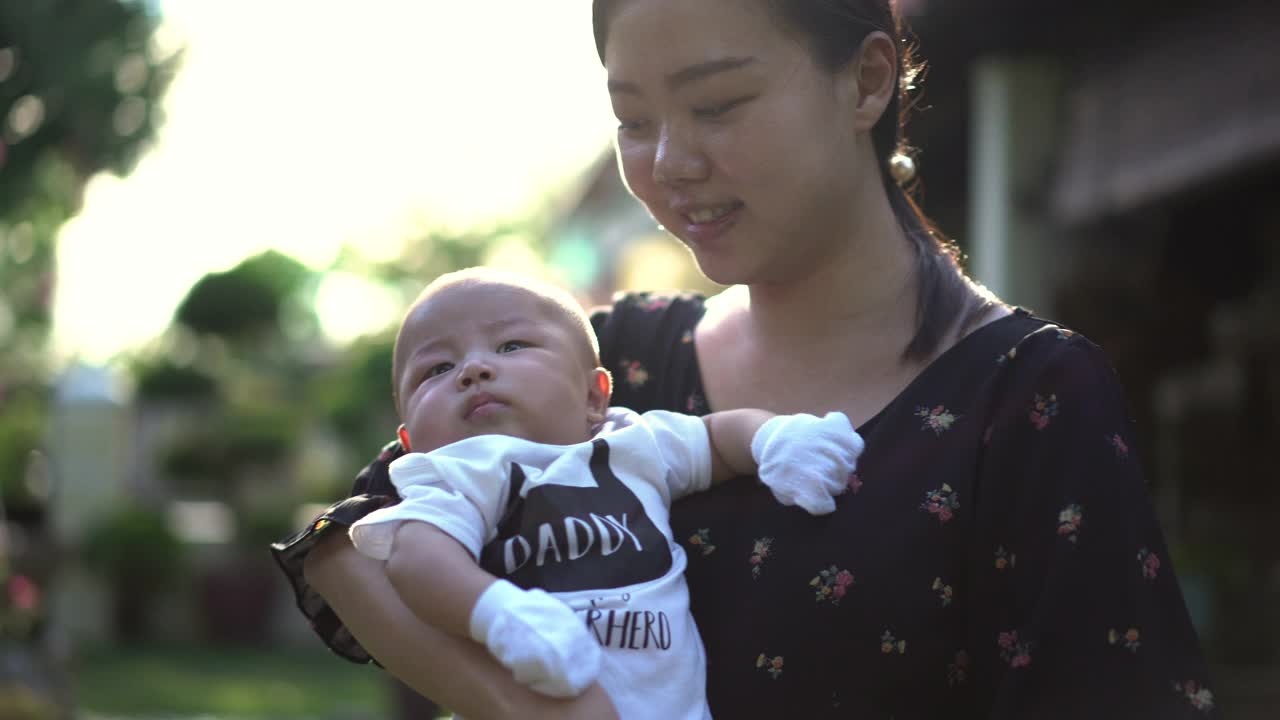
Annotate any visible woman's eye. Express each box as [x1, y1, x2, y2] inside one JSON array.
[[497, 340, 529, 353], [616, 118, 650, 137], [693, 97, 751, 120], [425, 362, 453, 379]]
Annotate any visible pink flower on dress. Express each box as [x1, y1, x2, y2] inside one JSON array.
[[750, 537, 773, 579], [621, 360, 649, 389], [1108, 627, 1141, 653], [1173, 680, 1215, 712], [932, 577, 954, 607], [1137, 547, 1160, 580], [1109, 432, 1130, 458], [687, 528, 716, 556], [946, 650, 971, 686], [755, 653, 784, 679], [920, 484, 960, 523], [810, 565, 854, 604], [879, 629, 907, 654], [1029, 393, 1059, 430], [997, 630, 1032, 668], [1057, 504, 1084, 544], [994, 545, 1017, 570], [915, 405, 960, 434]]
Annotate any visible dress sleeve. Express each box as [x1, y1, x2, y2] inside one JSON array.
[[970, 333, 1216, 717], [269, 439, 405, 664], [589, 292, 706, 414]]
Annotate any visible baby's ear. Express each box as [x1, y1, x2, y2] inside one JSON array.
[[586, 368, 612, 423]]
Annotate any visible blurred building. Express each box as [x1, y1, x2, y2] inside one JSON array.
[[549, 0, 1280, 714]]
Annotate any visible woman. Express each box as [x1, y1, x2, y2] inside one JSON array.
[[276, 0, 1212, 716]]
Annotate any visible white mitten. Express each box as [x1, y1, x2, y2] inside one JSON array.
[[751, 412, 864, 515], [469, 579, 601, 698]]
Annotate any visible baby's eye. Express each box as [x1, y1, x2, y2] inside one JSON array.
[[425, 362, 454, 379], [497, 340, 529, 353]]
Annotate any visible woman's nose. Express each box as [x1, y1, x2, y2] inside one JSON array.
[[652, 123, 708, 186], [456, 356, 495, 389]]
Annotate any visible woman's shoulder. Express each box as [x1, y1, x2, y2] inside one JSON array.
[[900, 307, 1125, 430], [945, 306, 1106, 370], [989, 309, 1115, 377], [590, 290, 710, 413], [589, 289, 707, 325], [590, 290, 707, 359], [955, 308, 1134, 433]]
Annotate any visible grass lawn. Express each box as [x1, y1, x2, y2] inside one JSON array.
[[75, 643, 394, 719]]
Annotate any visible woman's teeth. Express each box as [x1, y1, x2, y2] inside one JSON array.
[[687, 203, 738, 224]]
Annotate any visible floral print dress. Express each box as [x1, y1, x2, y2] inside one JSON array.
[[272, 292, 1214, 719], [593, 293, 1214, 719]]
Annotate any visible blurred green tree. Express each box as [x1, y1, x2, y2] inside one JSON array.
[[175, 250, 310, 342], [0, 0, 179, 562]]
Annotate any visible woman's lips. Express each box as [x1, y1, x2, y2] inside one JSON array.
[[677, 201, 743, 246]]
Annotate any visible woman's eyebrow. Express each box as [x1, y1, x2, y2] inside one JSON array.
[[608, 56, 757, 96]]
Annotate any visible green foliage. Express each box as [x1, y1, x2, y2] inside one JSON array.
[[77, 644, 391, 718], [311, 331, 397, 453], [175, 251, 312, 340], [238, 500, 299, 550], [81, 506, 184, 588], [0, 1, 179, 211], [222, 404, 298, 465], [131, 358, 219, 402], [0, 385, 48, 516], [161, 404, 300, 496], [0, 0, 179, 379]]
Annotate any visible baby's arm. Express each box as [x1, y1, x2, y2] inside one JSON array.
[[703, 409, 865, 515], [383, 520, 602, 699], [702, 409, 776, 483], [383, 521, 495, 641]]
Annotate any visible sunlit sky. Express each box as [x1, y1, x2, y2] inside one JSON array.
[[52, 1, 615, 365]]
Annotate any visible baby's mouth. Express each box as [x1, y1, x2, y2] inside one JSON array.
[[464, 392, 504, 419]]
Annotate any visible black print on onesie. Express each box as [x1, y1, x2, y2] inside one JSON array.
[[478, 439, 672, 592]]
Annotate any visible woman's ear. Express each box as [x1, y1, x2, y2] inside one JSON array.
[[847, 31, 897, 133], [397, 424, 412, 452], [586, 368, 613, 423]]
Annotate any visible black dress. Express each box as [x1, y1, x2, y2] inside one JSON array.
[[272, 292, 1215, 719]]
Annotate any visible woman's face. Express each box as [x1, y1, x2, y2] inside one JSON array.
[[603, 0, 867, 286]]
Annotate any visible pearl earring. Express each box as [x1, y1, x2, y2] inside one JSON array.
[[889, 153, 916, 184]]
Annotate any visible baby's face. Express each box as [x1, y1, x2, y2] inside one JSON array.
[[395, 281, 605, 453]]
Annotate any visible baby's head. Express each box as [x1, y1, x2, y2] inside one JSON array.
[[392, 267, 612, 454]]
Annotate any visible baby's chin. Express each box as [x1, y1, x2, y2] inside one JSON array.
[[415, 416, 597, 451]]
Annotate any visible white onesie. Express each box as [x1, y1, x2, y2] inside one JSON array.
[[351, 408, 714, 720]]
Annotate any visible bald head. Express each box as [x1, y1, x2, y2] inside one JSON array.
[[391, 268, 601, 415]]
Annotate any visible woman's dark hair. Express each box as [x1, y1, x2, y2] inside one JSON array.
[[592, 0, 993, 362]]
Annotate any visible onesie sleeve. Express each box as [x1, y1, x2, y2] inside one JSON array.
[[349, 437, 522, 562], [635, 409, 714, 501], [970, 332, 1216, 718]]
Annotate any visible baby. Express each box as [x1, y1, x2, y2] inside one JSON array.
[[349, 267, 863, 719]]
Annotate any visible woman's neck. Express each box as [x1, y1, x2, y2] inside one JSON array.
[[739, 189, 919, 354]]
